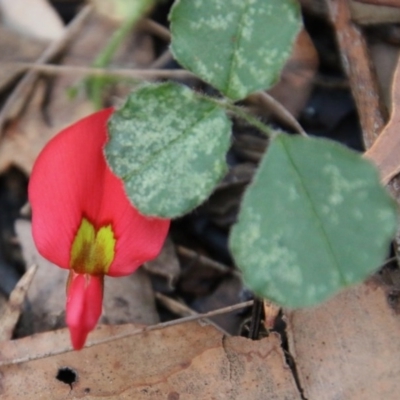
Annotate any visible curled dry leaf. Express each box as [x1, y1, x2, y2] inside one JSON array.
[[365, 55, 400, 184]]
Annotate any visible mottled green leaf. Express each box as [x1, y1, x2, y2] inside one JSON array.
[[230, 134, 397, 308], [170, 0, 301, 101], [105, 82, 231, 218]]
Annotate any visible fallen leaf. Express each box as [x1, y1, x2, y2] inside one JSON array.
[[0, 322, 302, 399], [144, 237, 180, 291], [0, 0, 64, 41], [370, 39, 399, 111], [103, 270, 159, 326], [365, 55, 400, 184], [205, 163, 256, 228], [0, 10, 156, 174], [287, 280, 400, 399], [0, 25, 45, 93], [350, 0, 400, 24], [15, 219, 71, 335], [267, 28, 319, 119], [191, 275, 244, 335], [0, 264, 37, 341]]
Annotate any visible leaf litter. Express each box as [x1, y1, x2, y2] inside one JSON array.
[[0, 0, 400, 399]]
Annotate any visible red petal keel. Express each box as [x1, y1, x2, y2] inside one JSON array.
[[66, 271, 103, 350]]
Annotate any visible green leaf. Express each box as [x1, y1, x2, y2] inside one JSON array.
[[169, 0, 301, 101], [105, 82, 231, 218], [230, 134, 397, 308]]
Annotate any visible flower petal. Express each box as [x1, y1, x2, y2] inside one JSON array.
[[66, 271, 103, 350], [29, 108, 170, 274]]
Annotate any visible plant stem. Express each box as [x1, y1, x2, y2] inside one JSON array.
[[248, 297, 263, 340], [209, 97, 277, 139], [88, 0, 154, 109]]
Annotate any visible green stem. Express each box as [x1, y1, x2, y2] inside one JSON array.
[[88, 0, 154, 109], [209, 97, 277, 139]]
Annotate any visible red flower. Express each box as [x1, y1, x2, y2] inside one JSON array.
[[29, 109, 170, 350]]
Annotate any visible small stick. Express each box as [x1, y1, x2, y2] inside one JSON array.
[[0, 5, 93, 136], [0, 62, 196, 81], [155, 292, 231, 336], [248, 297, 263, 340], [247, 92, 308, 137], [0, 265, 38, 341], [0, 300, 253, 366], [325, 0, 387, 148], [138, 18, 171, 42]]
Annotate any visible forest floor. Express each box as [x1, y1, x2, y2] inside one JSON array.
[[0, 1, 400, 399]]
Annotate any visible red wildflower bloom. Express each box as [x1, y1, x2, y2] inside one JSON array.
[[29, 109, 170, 350]]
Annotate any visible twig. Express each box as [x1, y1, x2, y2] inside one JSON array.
[[325, 0, 387, 148], [247, 92, 308, 137], [0, 62, 196, 81], [248, 297, 263, 340], [155, 292, 231, 336], [220, 100, 277, 138], [0, 300, 253, 366], [176, 245, 236, 276], [0, 265, 38, 341], [138, 18, 171, 42], [0, 5, 93, 137], [149, 49, 174, 69]]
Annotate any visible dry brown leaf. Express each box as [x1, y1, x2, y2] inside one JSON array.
[[0, 322, 301, 399], [326, 0, 387, 148], [0, 25, 45, 92], [15, 219, 72, 335], [370, 40, 399, 111], [0, 74, 94, 175], [0, 0, 65, 41], [0, 10, 157, 174], [267, 28, 319, 119], [287, 280, 400, 400], [0, 264, 37, 341], [365, 55, 400, 184], [144, 237, 180, 290], [192, 275, 244, 335], [263, 300, 280, 331], [103, 270, 159, 326], [355, 0, 400, 6], [350, 0, 400, 24]]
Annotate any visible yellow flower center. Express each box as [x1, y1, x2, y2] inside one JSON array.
[[70, 218, 116, 275]]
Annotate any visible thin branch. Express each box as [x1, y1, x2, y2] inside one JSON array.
[[325, 0, 387, 148], [219, 100, 277, 138], [0, 300, 253, 366], [0, 5, 93, 137], [149, 49, 174, 69], [1, 62, 196, 80], [247, 92, 308, 137], [155, 292, 231, 336], [138, 18, 171, 42]]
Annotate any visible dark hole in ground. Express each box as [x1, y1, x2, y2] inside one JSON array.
[[56, 367, 77, 388]]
